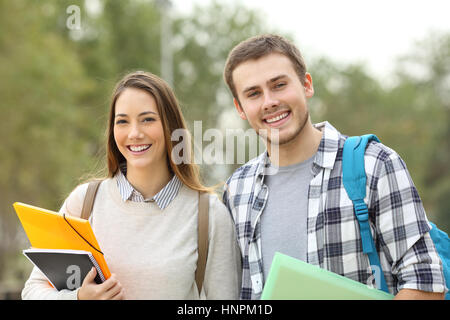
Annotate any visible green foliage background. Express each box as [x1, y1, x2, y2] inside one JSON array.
[[0, 0, 448, 296]]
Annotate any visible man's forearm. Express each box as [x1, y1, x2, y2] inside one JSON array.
[[394, 288, 444, 300]]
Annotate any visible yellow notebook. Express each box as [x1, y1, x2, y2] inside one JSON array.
[[13, 202, 111, 279]]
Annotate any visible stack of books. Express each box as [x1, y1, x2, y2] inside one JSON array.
[[14, 202, 110, 290]]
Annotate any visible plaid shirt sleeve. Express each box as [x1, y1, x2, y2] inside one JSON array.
[[367, 142, 446, 294]]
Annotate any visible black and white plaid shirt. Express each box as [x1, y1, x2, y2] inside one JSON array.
[[223, 121, 445, 300]]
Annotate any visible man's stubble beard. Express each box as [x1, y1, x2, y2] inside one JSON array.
[[259, 109, 310, 146]]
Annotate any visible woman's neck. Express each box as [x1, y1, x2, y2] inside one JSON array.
[[125, 161, 172, 199]]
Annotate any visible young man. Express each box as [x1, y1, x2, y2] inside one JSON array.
[[222, 34, 446, 300]]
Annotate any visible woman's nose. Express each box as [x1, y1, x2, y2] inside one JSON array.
[[128, 124, 144, 140]]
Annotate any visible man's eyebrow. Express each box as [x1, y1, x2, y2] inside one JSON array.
[[268, 74, 288, 83], [115, 111, 157, 117], [241, 75, 288, 95], [242, 85, 259, 94]]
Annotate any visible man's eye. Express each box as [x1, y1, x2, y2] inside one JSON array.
[[248, 91, 260, 98], [274, 82, 286, 89]]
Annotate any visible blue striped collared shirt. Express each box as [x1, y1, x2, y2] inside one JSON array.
[[116, 168, 182, 210]]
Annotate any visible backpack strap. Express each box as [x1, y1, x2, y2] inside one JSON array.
[[196, 191, 209, 296], [81, 180, 102, 220], [342, 134, 389, 293]]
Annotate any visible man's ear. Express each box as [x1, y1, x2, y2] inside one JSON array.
[[234, 98, 247, 120], [304, 73, 314, 98]]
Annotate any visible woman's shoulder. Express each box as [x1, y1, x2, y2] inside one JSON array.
[[206, 192, 233, 225], [177, 185, 231, 222], [207, 192, 226, 211], [61, 179, 109, 218]]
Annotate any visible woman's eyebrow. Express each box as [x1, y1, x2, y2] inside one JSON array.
[[115, 111, 157, 118], [138, 111, 157, 116]]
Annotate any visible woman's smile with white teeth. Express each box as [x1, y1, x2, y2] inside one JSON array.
[[128, 144, 151, 152]]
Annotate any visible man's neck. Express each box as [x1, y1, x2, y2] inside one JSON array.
[[268, 122, 323, 167]]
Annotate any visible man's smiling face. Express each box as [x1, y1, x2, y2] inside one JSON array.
[[232, 53, 314, 146]]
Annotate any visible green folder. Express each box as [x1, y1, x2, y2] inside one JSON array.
[[261, 252, 394, 300]]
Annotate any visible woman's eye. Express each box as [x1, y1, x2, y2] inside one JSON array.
[[143, 117, 155, 122], [115, 119, 127, 125]]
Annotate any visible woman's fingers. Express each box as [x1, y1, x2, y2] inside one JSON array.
[[97, 273, 124, 300], [82, 267, 97, 285], [99, 273, 119, 291]]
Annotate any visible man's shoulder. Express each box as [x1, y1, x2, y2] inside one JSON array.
[[226, 153, 265, 182], [365, 139, 397, 159], [338, 134, 404, 179], [224, 153, 265, 197], [341, 134, 398, 161]]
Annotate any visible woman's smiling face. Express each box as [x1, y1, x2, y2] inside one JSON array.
[[113, 87, 167, 173]]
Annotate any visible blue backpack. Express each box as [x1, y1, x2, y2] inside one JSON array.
[[342, 134, 449, 299]]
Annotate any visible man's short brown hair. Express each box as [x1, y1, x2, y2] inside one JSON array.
[[223, 34, 307, 102]]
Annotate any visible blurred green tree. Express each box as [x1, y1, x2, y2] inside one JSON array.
[[394, 33, 450, 232], [0, 0, 95, 289]]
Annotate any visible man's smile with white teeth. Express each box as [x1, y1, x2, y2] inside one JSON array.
[[265, 112, 290, 123], [128, 144, 151, 152]]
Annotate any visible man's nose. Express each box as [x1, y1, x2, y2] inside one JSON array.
[[262, 91, 280, 111]]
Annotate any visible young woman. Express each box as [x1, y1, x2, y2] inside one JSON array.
[[22, 71, 241, 300]]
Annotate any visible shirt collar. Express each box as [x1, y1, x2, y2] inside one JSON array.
[[312, 121, 340, 169], [115, 169, 182, 210], [255, 121, 340, 179]]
